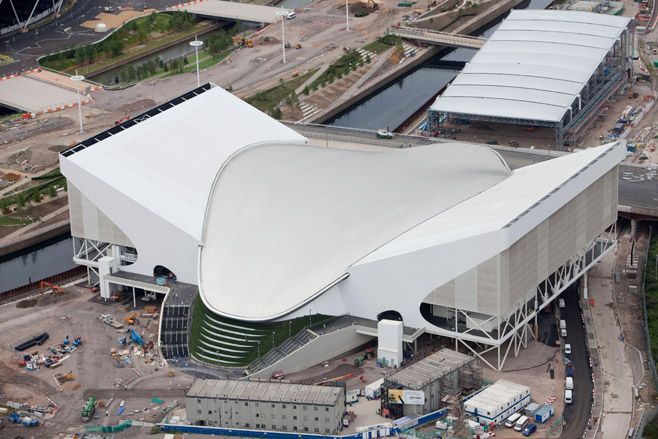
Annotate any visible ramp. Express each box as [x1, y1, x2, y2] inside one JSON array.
[[169, 0, 292, 24]]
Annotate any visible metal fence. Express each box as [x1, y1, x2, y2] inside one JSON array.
[[580, 294, 603, 439]]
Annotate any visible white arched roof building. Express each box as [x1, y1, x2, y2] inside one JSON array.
[[61, 84, 623, 370]]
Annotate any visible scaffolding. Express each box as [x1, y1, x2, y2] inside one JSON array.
[[381, 349, 481, 419]]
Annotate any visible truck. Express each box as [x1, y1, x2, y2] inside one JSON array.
[[364, 378, 384, 399], [81, 396, 96, 422]]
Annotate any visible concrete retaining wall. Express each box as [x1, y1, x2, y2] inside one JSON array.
[[0, 220, 70, 258], [252, 325, 375, 378]]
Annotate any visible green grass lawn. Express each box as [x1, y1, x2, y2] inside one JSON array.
[[0, 216, 33, 226], [363, 34, 401, 54], [246, 69, 317, 115], [188, 294, 334, 367], [309, 51, 364, 90], [180, 49, 232, 73]]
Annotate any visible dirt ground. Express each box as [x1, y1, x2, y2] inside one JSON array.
[[0, 284, 192, 439]]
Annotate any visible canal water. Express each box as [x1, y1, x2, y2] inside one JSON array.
[[327, 0, 554, 129], [0, 235, 75, 294]]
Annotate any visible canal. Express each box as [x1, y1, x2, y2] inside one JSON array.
[[0, 235, 75, 294], [327, 0, 554, 130]]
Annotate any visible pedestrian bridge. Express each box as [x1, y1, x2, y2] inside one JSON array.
[[388, 26, 486, 49], [168, 0, 292, 24]]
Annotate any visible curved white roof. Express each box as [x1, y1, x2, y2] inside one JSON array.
[[63, 86, 305, 241], [431, 10, 630, 123], [359, 142, 625, 263], [199, 143, 511, 320]]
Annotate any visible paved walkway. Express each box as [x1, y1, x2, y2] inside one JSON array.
[[588, 250, 634, 438]]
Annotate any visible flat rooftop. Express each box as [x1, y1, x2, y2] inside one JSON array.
[[0, 75, 84, 114], [465, 379, 530, 413], [386, 349, 475, 390], [171, 0, 292, 24], [187, 379, 343, 406]]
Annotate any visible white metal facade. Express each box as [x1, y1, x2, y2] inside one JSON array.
[[60, 86, 625, 370], [431, 10, 631, 123]]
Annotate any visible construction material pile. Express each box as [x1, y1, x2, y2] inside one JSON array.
[[18, 335, 83, 370]]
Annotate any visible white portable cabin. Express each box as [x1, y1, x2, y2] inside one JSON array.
[[365, 378, 384, 399], [464, 380, 531, 425]]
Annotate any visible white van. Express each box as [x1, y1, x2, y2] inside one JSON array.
[[560, 319, 566, 330], [286, 11, 296, 19], [504, 412, 521, 428], [565, 389, 573, 404], [559, 298, 565, 308], [514, 415, 529, 432], [566, 377, 574, 390], [561, 328, 567, 337]]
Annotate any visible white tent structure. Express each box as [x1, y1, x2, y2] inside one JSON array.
[[61, 83, 624, 370], [429, 10, 632, 147]]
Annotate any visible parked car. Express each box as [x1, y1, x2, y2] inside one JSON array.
[[376, 129, 394, 139], [564, 343, 572, 355], [523, 423, 537, 436], [504, 412, 521, 428], [565, 389, 573, 404], [514, 416, 529, 432], [286, 11, 296, 19]]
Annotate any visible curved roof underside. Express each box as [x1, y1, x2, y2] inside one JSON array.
[[431, 10, 630, 123], [63, 85, 305, 241], [199, 142, 511, 321]]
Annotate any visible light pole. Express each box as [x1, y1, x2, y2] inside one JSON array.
[[70, 71, 85, 134], [277, 11, 287, 63], [190, 37, 204, 88], [346, 0, 350, 31]]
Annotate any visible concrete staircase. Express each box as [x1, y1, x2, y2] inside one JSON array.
[[249, 329, 318, 374]]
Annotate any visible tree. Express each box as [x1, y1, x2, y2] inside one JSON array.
[[271, 107, 282, 119], [48, 186, 57, 198], [111, 40, 124, 57], [303, 85, 309, 96], [32, 192, 42, 203]]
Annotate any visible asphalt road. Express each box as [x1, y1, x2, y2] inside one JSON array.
[[0, 0, 180, 75], [560, 285, 593, 439]]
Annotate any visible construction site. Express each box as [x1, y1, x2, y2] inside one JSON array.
[[1, 0, 658, 437]]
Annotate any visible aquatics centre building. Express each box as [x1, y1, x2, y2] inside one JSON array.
[[60, 83, 624, 372]]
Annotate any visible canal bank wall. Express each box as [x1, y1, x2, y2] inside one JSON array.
[[311, 0, 525, 124], [0, 220, 70, 259]]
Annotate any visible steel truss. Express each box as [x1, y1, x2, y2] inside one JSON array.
[[445, 225, 617, 371], [72, 237, 112, 286]]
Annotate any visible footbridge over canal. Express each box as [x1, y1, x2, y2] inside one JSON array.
[[387, 26, 486, 49]]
